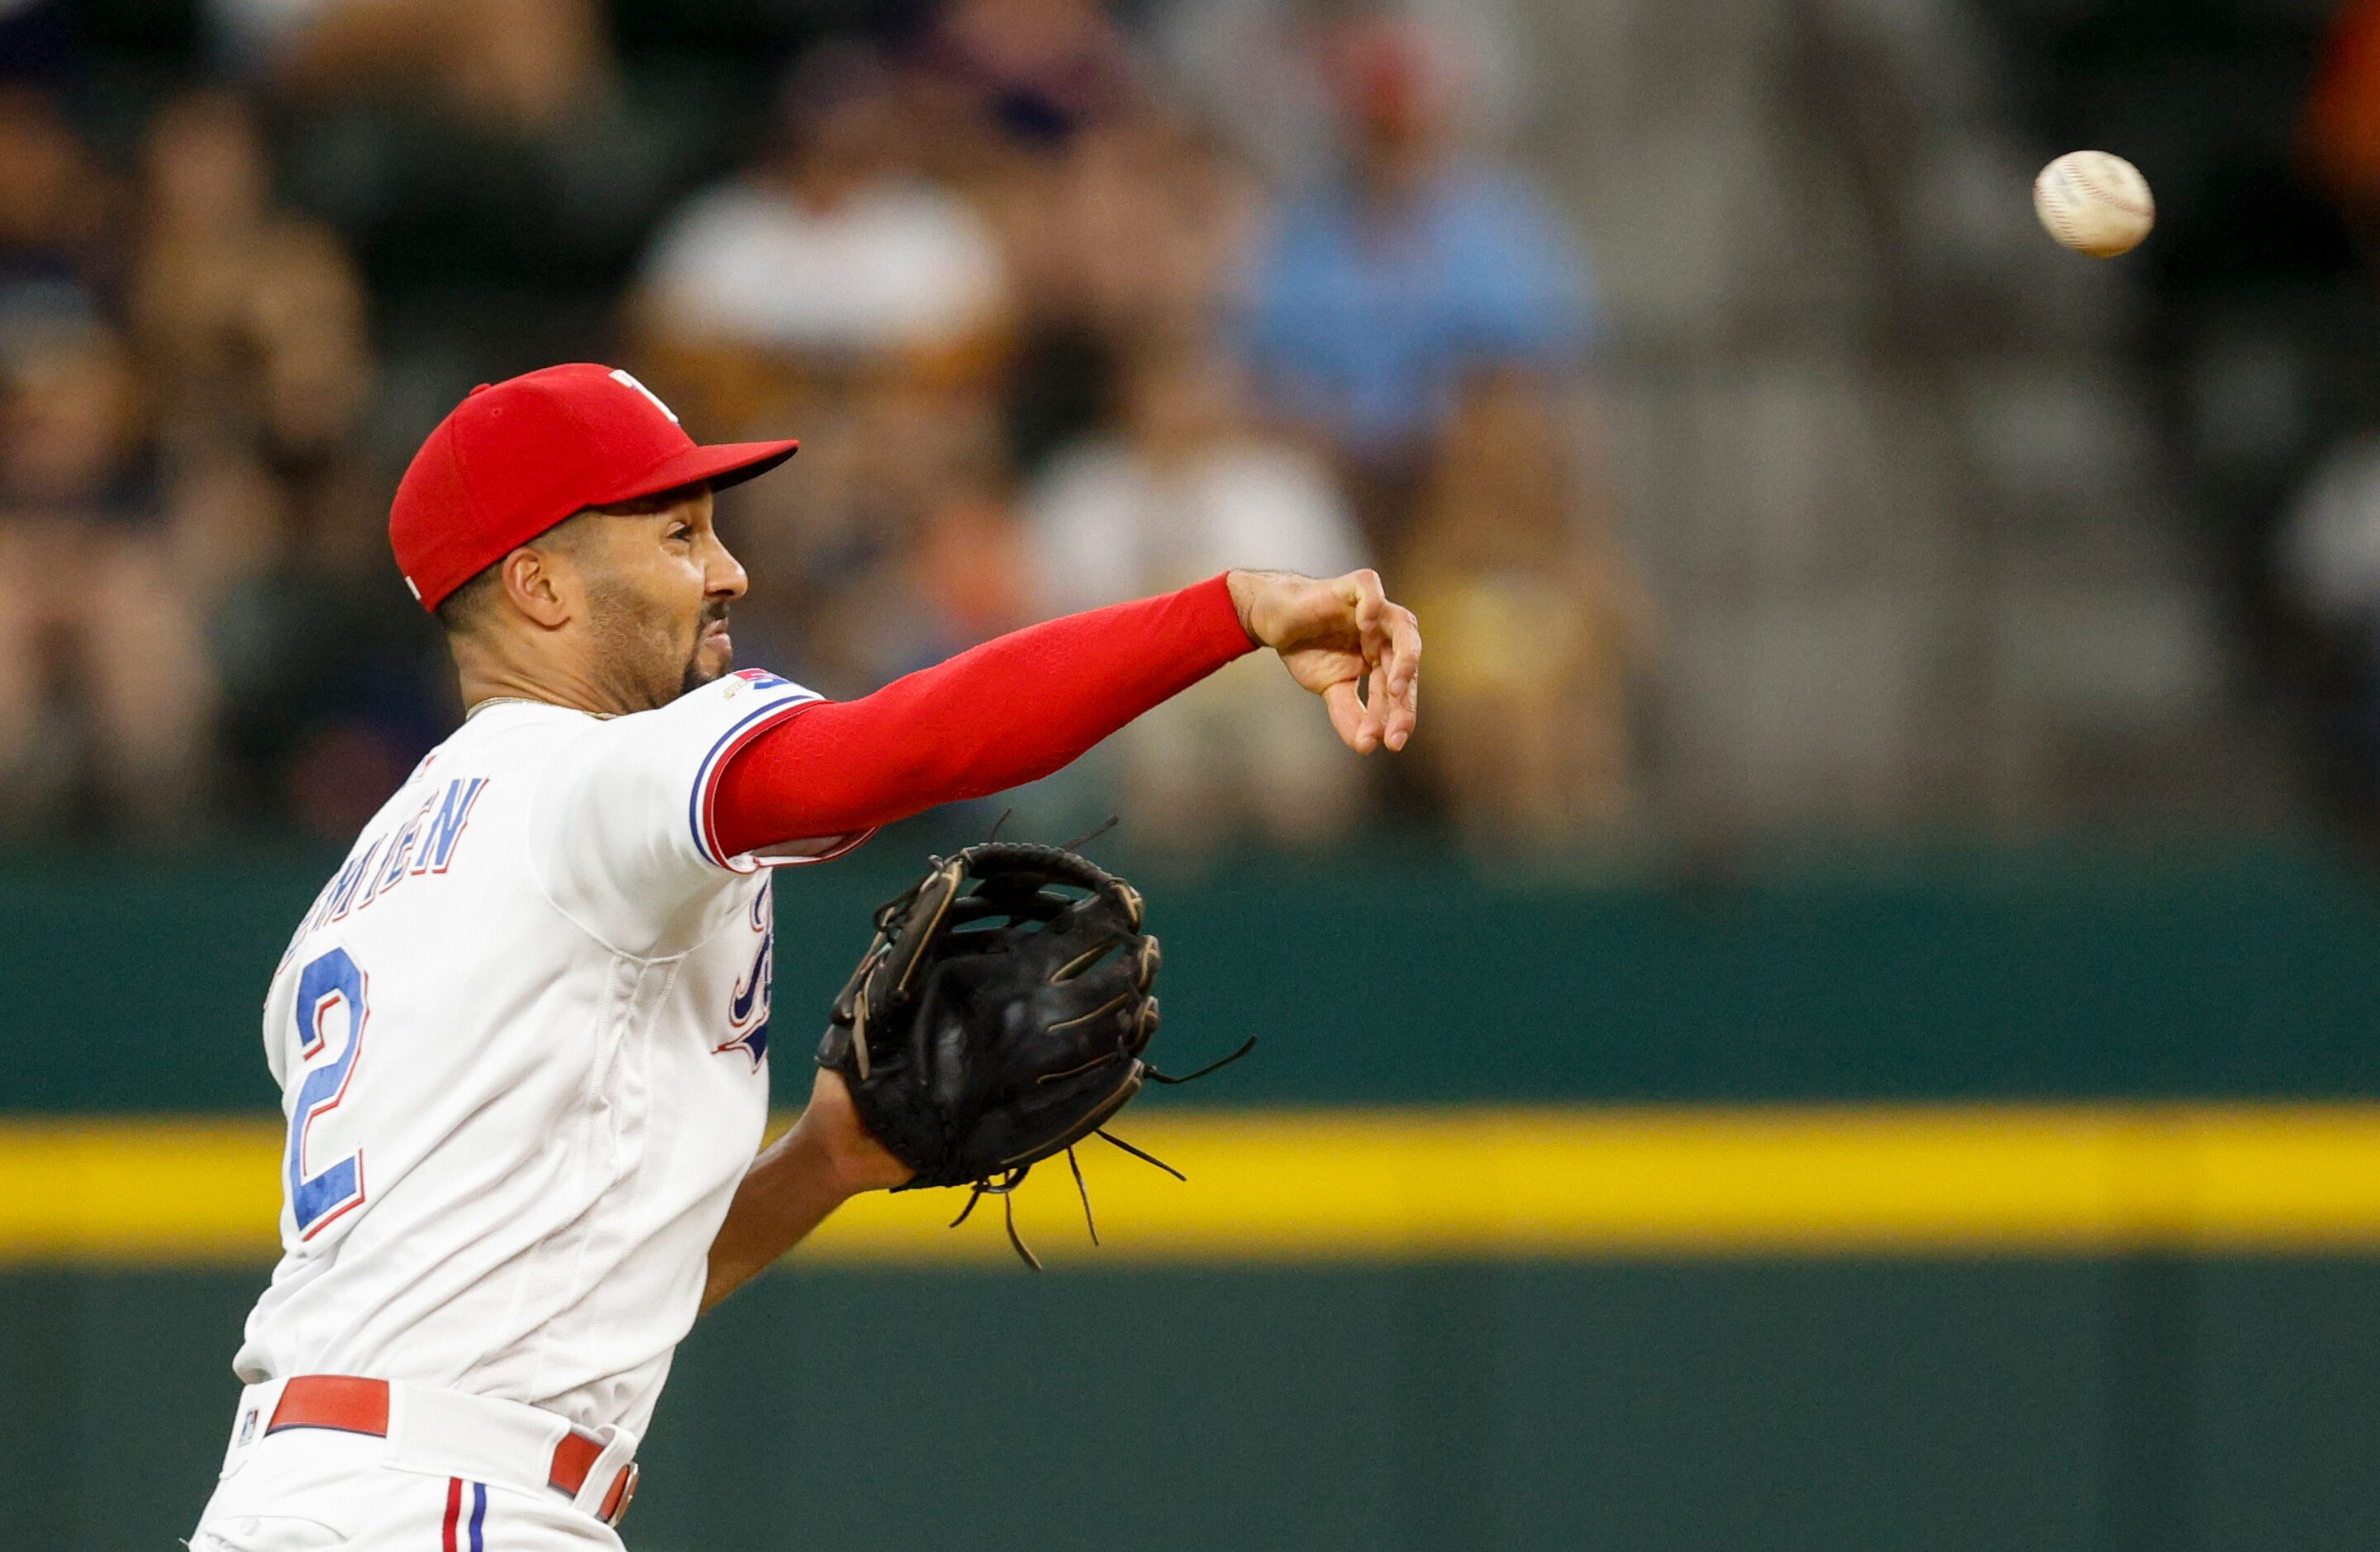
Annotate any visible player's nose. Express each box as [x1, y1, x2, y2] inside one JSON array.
[[705, 535, 750, 600]]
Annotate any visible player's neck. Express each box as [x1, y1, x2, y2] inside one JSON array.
[[451, 636, 645, 721]]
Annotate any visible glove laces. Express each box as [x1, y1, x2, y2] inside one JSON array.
[[952, 1034, 1257, 1270]]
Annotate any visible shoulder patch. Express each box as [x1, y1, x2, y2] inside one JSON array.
[[715, 669, 794, 703]]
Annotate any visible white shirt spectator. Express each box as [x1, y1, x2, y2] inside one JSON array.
[[1024, 431, 1367, 851], [1027, 438, 1364, 612], [638, 178, 1008, 357]]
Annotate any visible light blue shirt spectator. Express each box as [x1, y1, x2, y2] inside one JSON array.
[[1239, 163, 1597, 459]]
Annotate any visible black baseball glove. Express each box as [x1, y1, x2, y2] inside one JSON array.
[[816, 841, 1251, 1267]]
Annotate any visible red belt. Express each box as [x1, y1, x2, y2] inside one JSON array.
[[268, 1375, 638, 1527]]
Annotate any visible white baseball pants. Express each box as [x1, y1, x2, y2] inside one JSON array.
[[192, 1380, 631, 1551]]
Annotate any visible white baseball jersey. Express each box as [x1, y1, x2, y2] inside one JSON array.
[[231, 669, 864, 1440]]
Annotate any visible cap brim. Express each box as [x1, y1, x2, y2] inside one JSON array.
[[596, 439, 799, 505]]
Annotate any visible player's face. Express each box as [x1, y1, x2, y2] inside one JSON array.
[[577, 484, 749, 711]]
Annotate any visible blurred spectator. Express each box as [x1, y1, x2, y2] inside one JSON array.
[[131, 88, 428, 840], [0, 320, 216, 837], [0, 86, 117, 312], [1026, 338, 1365, 850], [0, 3, 1630, 854], [1154, 0, 1531, 188], [1237, 17, 1595, 542], [2278, 434, 2380, 631], [2306, 0, 2380, 221], [911, 0, 1142, 157], [207, 0, 614, 136], [986, 109, 1261, 472], [916, 478, 1035, 650], [1396, 370, 1654, 846], [632, 44, 1011, 430], [0, 94, 198, 836], [1148, 0, 1334, 187], [134, 92, 374, 482], [0, 0, 71, 92], [991, 111, 1256, 349], [715, 377, 1025, 698], [634, 44, 1026, 734], [2277, 431, 2380, 805]]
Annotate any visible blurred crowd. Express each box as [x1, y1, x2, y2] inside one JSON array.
[[2279, 0, 2380, 832], [0, 0, 1649, 858]]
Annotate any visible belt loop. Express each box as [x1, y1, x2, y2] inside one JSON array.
[[221, 1380, 288, 1480], [567, 1425, 640, 1524], [379, 1378, 407, 1459], [598, 1461, 640, 1526]]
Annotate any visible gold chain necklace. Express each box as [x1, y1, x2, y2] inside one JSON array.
[[463, 696, 614, 721]]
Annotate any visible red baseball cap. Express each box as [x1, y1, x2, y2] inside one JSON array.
[[389, 363, 798, 612]]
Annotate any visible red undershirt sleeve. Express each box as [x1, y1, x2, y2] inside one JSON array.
[[710, 574, 1259, 859]]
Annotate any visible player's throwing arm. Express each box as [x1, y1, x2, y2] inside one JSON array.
[[702, 563, 1421, 1294]]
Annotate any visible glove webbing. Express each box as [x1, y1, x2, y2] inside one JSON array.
[[950, 1035, 1258, 1270]]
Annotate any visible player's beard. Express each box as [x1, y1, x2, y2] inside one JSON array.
[[682, 599, 731, 697], [585, 574, 730, 711]]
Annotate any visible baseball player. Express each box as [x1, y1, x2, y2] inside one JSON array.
[[191, 363, 1420, 1551]]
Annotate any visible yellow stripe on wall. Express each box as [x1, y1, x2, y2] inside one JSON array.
[[9, 1107, 2380, 1269]]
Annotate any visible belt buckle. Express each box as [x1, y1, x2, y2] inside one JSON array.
[[599, 1461, 639, 1527]]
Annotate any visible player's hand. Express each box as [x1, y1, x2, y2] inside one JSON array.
[[1227, 569, 1421, 753], [797, 1066, 915, 1195]]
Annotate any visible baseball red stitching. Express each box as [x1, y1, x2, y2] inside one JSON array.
[[2037, 159, 2149, 253], [2062, 158, 2152, 218], [2037, 171, 2084, 245]]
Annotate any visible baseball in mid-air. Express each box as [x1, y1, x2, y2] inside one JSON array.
[[2033, 150, 2154, 257]]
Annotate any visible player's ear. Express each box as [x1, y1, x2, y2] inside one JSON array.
[[498, 545, 574, 631]]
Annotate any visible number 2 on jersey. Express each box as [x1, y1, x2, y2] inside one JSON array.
[[286, 948, 369, 1239]]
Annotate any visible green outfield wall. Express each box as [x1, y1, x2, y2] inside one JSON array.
[[4, 1260, 2379, 1552], [8, 840, 2380, 1549], [7, 837, 2380, 1110]]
